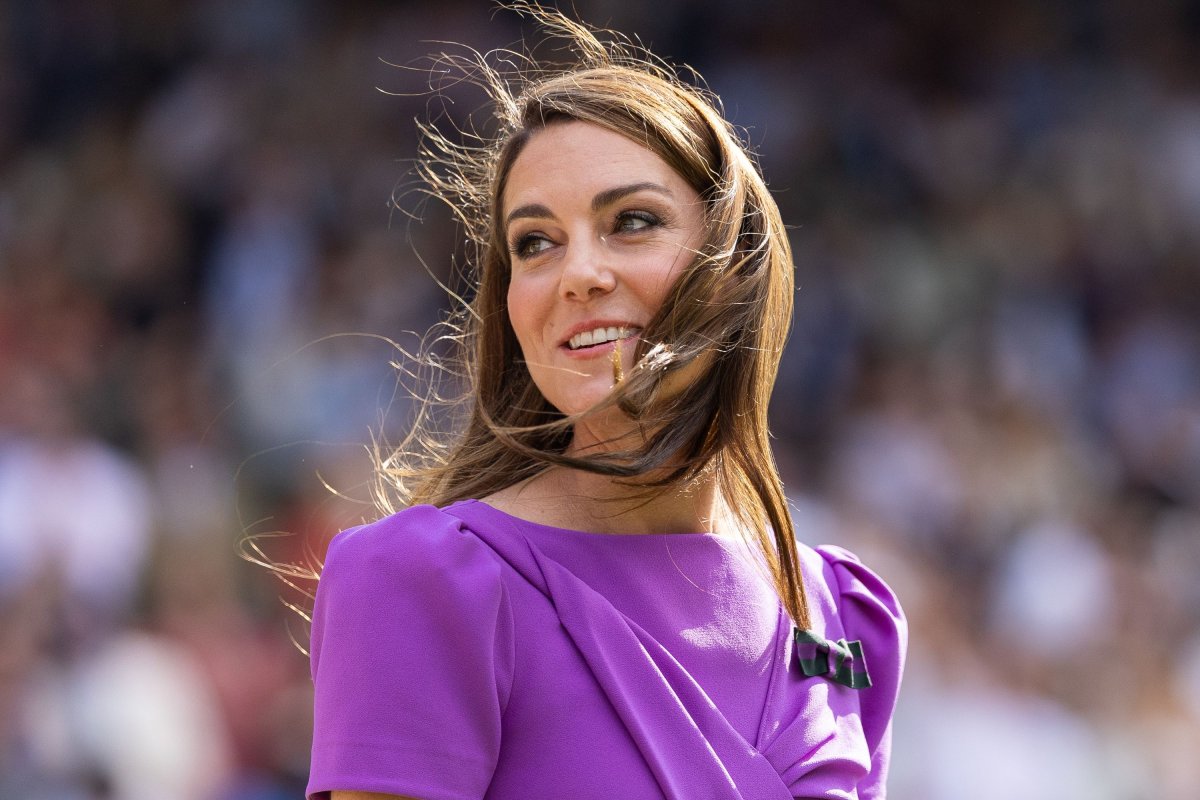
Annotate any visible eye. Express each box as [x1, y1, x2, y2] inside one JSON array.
[[614, 210, 661, 234], [511, 232, 554, 260]]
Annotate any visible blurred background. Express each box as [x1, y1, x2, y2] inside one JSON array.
[[1, 1, 1198, 798]]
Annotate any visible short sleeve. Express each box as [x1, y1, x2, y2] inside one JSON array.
[[817, 545, 907, 800], [306, 505, 514, 800]]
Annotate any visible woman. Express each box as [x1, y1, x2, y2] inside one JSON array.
[[307, 7, 905, 800]]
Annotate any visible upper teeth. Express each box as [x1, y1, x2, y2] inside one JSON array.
[[569, 326, 630, 350]]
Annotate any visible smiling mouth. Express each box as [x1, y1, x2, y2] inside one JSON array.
[[566, 326, 639, 351]]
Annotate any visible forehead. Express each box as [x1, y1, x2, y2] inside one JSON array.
[[501, 120, 688, 212]]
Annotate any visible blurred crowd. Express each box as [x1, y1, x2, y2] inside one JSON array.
[[1, 1, 1197, 798]]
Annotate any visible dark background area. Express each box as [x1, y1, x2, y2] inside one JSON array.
[[1, 2, 1198, 798]]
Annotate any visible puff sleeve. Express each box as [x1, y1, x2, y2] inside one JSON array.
[[306, 505, 514, 800], [817, 545, 907, 800]]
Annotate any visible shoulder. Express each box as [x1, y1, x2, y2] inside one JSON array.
[[800, 544, 905, 627], [310, 502, 515, 685], [320, 503, 503, 593], [312, 504, 513, 673], [797, 543, 907, 670], [324, 503, 472, 561]]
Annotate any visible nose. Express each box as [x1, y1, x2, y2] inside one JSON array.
[[558, 236, 616, 301]]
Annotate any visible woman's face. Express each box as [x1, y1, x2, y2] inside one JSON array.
[[502, 120, 706, 432]]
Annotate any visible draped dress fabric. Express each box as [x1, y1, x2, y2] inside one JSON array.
[[307, 501, 906, 800]]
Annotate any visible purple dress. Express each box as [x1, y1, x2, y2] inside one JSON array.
[[307, 500, 906, 800]]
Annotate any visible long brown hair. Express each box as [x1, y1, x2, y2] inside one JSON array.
[[379, 4, 809, 629]]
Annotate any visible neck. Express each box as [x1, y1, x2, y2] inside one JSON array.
[[488, 464, 729, 536]]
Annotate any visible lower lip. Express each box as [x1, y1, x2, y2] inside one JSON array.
[[560, 333, 640, 359]]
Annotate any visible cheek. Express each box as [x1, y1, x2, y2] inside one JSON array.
[[505, 281, 538, 352], [638, 245, 692, 308]]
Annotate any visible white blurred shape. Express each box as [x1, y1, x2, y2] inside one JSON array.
[[72, 632, 232, 800], [0, 438, 152, 611], [989, 518, 1115, 655]]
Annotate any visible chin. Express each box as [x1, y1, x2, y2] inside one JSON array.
[[553, 395, 614, 420], [536, 371, 614, 417]]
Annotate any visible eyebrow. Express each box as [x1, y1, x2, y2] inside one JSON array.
[[504, 181, 674, 228]]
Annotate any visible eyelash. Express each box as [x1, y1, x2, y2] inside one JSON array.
[[509, 210, 664, 260], [615, 210, 661, 232], [510, 232, 551, 260]]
